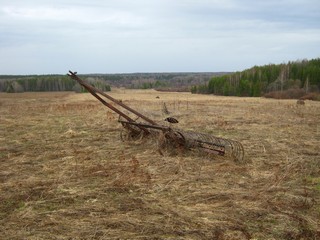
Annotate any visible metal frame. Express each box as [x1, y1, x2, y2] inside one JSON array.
[[67, 71, 244, 162]]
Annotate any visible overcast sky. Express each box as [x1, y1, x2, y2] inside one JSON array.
[[0, 0, 319, 74]]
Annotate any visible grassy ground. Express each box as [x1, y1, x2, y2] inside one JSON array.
[[0, 90, 319, 239]]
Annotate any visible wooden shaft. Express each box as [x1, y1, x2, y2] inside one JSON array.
[[68, 71, 157, 125]]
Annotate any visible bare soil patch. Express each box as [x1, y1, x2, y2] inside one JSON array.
[[1, 91, 319, 239]]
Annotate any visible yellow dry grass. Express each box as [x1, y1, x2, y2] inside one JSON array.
[[0, 90, 320, 239]]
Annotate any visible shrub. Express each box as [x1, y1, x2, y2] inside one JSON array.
[[301, 92, 320, 101], [264, 88, 305, 99]]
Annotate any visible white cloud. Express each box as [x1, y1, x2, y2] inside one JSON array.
[[0, 0, 319, 74], [1, 5, 145, 27]]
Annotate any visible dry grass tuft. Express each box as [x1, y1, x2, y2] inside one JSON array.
[[1, 91, 320, 239]]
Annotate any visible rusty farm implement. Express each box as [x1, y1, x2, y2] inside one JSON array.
[[67, 71, 244, 162]]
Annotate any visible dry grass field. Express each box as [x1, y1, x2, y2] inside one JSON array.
[[1, 90, 320, 239]]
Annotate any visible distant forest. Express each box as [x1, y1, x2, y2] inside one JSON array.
[[0, 75, 111, 93], [191, 58, 320, 99], [1, 58, 319, 100], [85, 72, 224, 91], [0, 72, 224, 93]]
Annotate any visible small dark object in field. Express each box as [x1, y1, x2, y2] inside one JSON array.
[[297, 99, 305, 105], [162, 102, 170, 115], [156, 96, 160, 99], [165, 117, 179, 124]]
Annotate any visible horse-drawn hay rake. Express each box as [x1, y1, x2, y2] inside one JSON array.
[[67, 71, 244, 162]]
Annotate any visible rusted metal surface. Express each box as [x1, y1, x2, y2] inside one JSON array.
[[118, 120, 244, 161], [67, 71, 245, 162], [68, 71, 156, 125]]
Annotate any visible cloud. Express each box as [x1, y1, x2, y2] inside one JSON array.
[[0, 0, 319, 74]]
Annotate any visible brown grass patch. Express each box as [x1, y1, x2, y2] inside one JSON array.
[[1, 91, 320, 239]]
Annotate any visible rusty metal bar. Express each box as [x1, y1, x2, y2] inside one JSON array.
[[81, 84, 134, 123], [68, 71, 157, 125], [118, 120, 170, 131]]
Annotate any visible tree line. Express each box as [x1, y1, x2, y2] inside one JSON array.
[[0, 72, 225, 92], [87, 72, 224, 90], [191, 58, 320, 99], [0, 72, 226, 93], [0, 75, 111, 93]]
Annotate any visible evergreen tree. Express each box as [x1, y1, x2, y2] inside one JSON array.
[[200, 58, 320, 98]]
